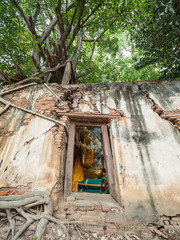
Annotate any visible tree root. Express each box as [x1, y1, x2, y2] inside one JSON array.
[[0, 191, 99, 240], [0, 191, 53, 240]]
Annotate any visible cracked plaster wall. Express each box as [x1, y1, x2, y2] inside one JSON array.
[[141, 80, 180, 111], [0, 85, 68, 195], [0, 80, 180, 223], [109, 85, 180, 221], [72, 81, 180, 222], [0, 117, 60, 193]]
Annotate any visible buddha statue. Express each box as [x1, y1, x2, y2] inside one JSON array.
[[72, 127, 103, 192]]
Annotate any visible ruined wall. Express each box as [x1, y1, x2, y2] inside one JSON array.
[[67, 80, 180, 222], [0, 80, 180, 225], [0, 84, 69, 196], [107, 82, 180, 222]]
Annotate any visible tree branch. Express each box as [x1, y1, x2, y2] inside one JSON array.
[[14, 63, 27, 78], [81, 2, 102, 26], [12, 0, 47, 61], [89, 20, 115, 60], [66, 0, 86, 51], [72, 31, 83, 70], [82, 39, 99, 42], [33, 3, 41, 24], [40, 18, 57, 44], [56, 8, 77, 62], [0, 69, 11, 83], [66, 2, 102, 51], [62, 8, 77, 43], [89, 41, 96, 60], [76, 71, 87, 79], [96, 20, 115, 41], [55, 0, 67, 59], [11, 0, 31, 30], [56, 0, 65, 35], [31, 55, 41, 71], [82, 15, 118, 28], [41, 11, 52, 53], [12, 0, 37, 35], [40, 2, 74, 44]]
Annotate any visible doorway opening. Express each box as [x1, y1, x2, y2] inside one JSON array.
[[64, 121, 117, 203], [72, 126, 108, 194]]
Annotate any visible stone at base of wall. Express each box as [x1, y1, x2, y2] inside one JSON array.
[[105, 211, 127, 225], [61, 192, 130, 225]]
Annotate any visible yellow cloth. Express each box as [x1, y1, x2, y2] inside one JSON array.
[[72, 147, 93, 192]]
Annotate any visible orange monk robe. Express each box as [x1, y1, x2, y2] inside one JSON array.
[[72, 147, 93, 192]]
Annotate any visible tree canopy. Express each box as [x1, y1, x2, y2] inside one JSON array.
[[131, 0, 180, 79], [0, 0, 179, 85]]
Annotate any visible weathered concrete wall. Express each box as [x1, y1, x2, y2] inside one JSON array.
[[0, 85, 69, 195], [0, 80, 180, 225], [108, 83, 180, 222], [68, 80, 180, 222]]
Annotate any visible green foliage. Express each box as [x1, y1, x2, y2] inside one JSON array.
[[0, 0, 179, 83], [0, 0, 34, 77], [78, 32, 161, 83], [129, 0, 180, 79], [18, 32, 40, 50]]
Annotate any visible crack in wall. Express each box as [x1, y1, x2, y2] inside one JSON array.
[[11, 123, 57, 163], [137, 84, 180, 132]]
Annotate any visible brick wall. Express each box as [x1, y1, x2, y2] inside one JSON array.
[[0, 182, 32, 196]]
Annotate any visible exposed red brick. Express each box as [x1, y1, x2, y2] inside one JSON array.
[[0, 192, 8, 196], [13, 98, 28, 108], [50, 116, 69, 151], [102, 207, 111, 212], [0, 182, 32, 196], [79, 100, 93, 107]]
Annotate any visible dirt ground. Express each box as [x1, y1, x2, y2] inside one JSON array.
[[7, 221, 178, 240]]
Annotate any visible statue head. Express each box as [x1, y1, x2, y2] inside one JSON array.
[[79, 127, 92, 145]]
